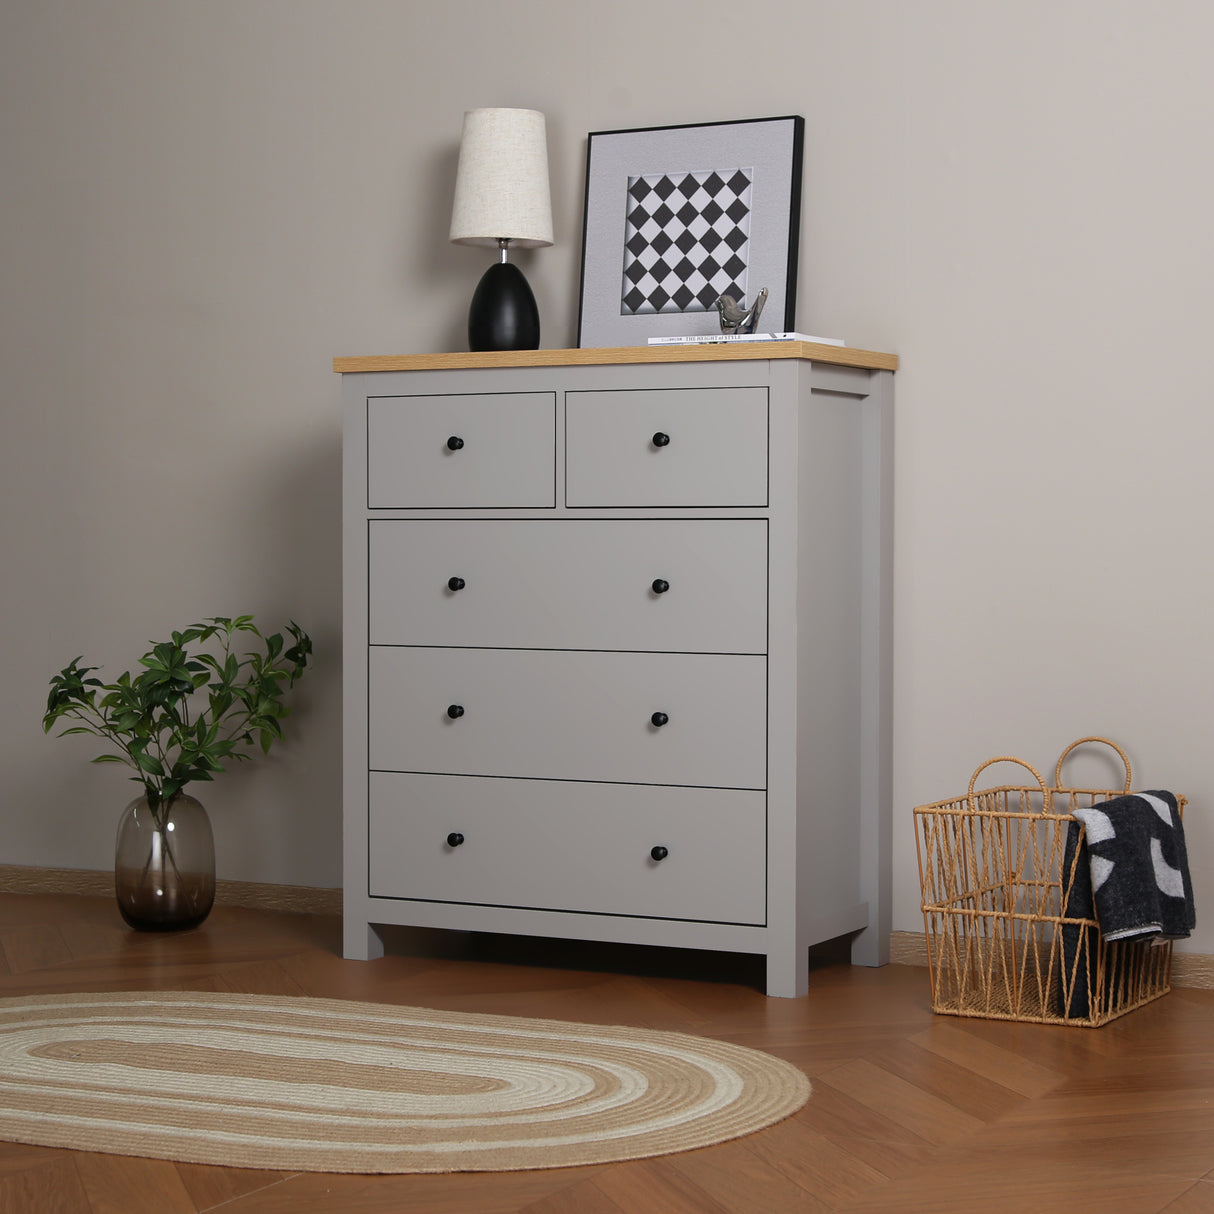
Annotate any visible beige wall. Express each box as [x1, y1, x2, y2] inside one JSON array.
[[3, 2, 1212, 952]]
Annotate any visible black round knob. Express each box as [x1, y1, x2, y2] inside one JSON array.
[[650, 711, 669, 727], [446, 435, 464, 451], [650, 845, 669, 862], [651, 431, 670, 448], [447, 576, 466, 592], [447, 832, 464, 847], [651, 578, 670, 594], [446, 704, 465, 719]]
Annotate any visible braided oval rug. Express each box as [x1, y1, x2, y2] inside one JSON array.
[[0, 990, 811, 1173]]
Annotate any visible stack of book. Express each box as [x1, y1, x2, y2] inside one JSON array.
[[647, 332, 845, 346]]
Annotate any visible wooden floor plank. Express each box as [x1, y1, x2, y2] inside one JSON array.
[[838, 1163, 1197, 1214], [0, 1156, 95, 1214], [1163, 1179, 1214, 1211], [813, 1058, 984, 1146], [0, 1141, 68, 1178], [518, 1177, 632, 1214], [664, 1135, 835, 1213], [182, 959, 310, 997], [0, 924, 73, 975], [739, 1112, 890, 1209], [909, 1020, 1063, 1098], [866, 1038, 1036, 1121], [173, 1162, 296, 1213], [210, 1167, 611, 1214], [70, 1153, 199, 1214], [588, 1158, 734, 1214], [781, 1074, 940, 1177]]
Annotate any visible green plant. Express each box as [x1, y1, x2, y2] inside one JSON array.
[[43, 616, 312, 816]]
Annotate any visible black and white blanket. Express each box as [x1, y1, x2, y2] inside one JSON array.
[[1059, 790, 1194, 1017]]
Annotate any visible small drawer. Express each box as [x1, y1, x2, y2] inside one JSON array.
[[368, 518, 767, 654], [368, 772, 766, 924], [368, 647, 767, 790], [367, 392, 555, 508], [565, 387, 767, 507]]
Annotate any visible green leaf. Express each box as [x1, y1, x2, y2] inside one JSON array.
[[133, 750, 165, 776]]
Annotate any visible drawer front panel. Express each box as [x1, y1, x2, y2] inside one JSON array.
[[369, 519, 767, 654], [368, 647, 767, 789], [565, 387, 768, 507], [368, 772, 766, 924], [367, 393, 555, 508]]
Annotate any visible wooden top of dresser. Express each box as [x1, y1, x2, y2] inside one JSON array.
[[333, 343, 898, 375]]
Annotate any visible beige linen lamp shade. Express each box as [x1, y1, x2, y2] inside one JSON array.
[[450, 108, 553, 248]]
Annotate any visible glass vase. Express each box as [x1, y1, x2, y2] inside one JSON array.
[[114, 793, 215, 931]]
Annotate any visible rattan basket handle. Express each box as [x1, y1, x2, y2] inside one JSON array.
[[1054, 736, 1132, 792], [967, 756, 1052, 813]]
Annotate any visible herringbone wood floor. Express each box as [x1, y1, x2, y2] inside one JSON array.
[[2, 893, 1213, 1213]]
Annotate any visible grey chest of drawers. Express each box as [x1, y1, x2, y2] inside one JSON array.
[[337, 344, 896, 997]]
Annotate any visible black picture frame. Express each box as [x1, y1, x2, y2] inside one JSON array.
[[576, 116, 804, 349]]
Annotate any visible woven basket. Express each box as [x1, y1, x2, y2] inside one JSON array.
[[914, 737, 1184, 1027]]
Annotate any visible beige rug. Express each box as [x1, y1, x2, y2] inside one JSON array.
[[0, 990, 811, 1173]]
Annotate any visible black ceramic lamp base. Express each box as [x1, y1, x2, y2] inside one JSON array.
[[468, 260, 540, 351]]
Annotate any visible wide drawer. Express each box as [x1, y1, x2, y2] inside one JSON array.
[[368, 647, 767, 789], [565, 386, 768, 507], [368, 772, 766, 924], [367, 392, 556, 508], [369, 518, 767, 654]]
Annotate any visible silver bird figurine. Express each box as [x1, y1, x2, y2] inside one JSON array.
[[714, 286, 768, 335]]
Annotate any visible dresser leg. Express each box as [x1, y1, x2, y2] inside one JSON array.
[[766, 947, 809, 998], [343, 919, 385, 961], [849, 923, 890, 967]]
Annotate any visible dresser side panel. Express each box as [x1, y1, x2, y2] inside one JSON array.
[[341, 375, 380, 958], [796, 370, 868, 945], [854, 369, 895, 965]]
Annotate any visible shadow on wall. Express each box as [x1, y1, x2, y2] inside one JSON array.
[[416, 142, 472, 354], [208, 426, 344, 888]]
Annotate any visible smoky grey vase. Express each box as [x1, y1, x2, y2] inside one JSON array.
[[114, 793, 215, 931]]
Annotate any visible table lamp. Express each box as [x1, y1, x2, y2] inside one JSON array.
[[449, 108, 553, 351]]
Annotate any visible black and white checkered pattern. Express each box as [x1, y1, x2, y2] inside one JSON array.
[[620, 168, 753, 315]]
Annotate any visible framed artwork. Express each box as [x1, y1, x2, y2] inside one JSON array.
[[576, 116, 804, 349]]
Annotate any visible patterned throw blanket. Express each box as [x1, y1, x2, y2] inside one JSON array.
[[1059, 791, 1195, 1017]]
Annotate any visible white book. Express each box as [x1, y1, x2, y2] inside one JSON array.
[[647, 332, 845, 347]]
